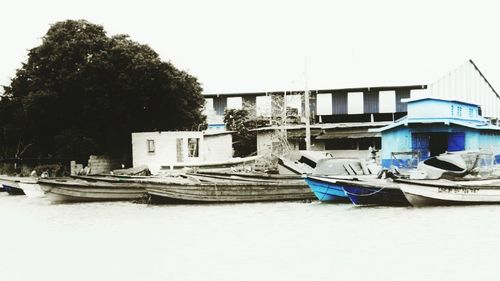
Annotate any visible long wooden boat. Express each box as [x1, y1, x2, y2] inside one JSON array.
[[160, 155, 262, 172], [185, 171, 303, 183], [396, 178, 500, 207], [303, 175, 351, 203], [339, 178, 410, 207], [38, 178, 149, 203], [18, 178, 45, 198], [0, 176, 25, 195], [146, 181, 315, 204], [41, 174, 216, 203]]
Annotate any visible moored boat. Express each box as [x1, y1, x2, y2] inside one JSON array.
[[303, 175, 351, 203], [159, 155, 262, 172], [38, 178, 149, 203], [340, 179, 410, 207], [185, 171, 303, 183], [146, 181, 315, 204], [0, 176, 25, 195], [396, 178, 500, 207], [304, 158, 375, 202], [278, 151, 332, 175]]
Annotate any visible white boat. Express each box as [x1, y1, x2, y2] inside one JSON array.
[[417, 153, 469, 179], [397, 178, 500, 206], [278, 151, 333, 175], [18, 178, 45, 198]]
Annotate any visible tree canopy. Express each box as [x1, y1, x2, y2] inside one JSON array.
[[224, 108, 268, 157], [1, 19, 206, 162]]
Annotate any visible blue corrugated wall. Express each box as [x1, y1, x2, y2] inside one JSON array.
[[381, 125, 499, 168]]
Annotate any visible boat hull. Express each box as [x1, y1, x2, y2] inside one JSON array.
[[398, 178, 500, 207], [0, 176, 25, 195], [18, 181, 44, 198], [38, 180, 147, 203], [3, 184, 25, 195], [341, 180, 410, 207], [304, 176, 350, 203], [146, 182, 316, 204]]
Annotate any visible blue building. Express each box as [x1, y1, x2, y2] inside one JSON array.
[[374, 98, 500, 168]]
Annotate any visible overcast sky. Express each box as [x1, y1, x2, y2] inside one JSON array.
[[1, 0, 499, 95]]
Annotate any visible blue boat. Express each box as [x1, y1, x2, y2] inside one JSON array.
[[304, 176, 350, 202], [340, 179, 410, 207]]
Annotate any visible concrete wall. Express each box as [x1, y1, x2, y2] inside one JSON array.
[[204, 134, 233, 161], [132, 131, 233, 174], [88, 155, 121, 175]]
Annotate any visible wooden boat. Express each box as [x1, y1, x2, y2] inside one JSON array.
[[38, 178, 149, 203], [0, 176, 25, 195], [146, 180, 315, 204], [185, 171, 303, 183], [18, 177, 44, 198], [41, 174, 210, 203], [396, 178, 500, 207], [340, 178, 410, 207], [159, 155, 262, 172]]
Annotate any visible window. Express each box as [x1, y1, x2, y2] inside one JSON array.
[[256, 96, 272, 117], [379, 91, 396, 113], [176, 138, 184, 162], [316, 93, 332, 115], [188, 138, 199, 158], [285, 94, 302, 115], [147, 139, 155, 153], [469, 108, 474, 118], [347, 92, 364, 114], [205, 98, 214, 110], [457, 106, 462, 117], [227, 97, 243, 109], [451, 105, 454, 116]]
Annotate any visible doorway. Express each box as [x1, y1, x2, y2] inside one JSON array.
[[429, 133, 448, 157]]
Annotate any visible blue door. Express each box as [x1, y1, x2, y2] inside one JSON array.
[[412, 133, 430, 160], [447, 132, 465, 152]]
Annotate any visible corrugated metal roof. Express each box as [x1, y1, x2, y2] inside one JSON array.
[[251, 121, 391, 132], [316, 131, 381, 140], [401, 97, 480, 107], [373, 116, 500, 132]]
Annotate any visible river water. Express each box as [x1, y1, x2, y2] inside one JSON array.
[[1, 192, 499, 281]]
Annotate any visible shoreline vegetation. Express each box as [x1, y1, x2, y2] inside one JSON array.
[[0, 19, 206, 169]]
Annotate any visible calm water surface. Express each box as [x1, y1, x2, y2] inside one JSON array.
[[1, 192, 499, 281]]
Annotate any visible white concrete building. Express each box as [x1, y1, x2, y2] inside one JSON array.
[[132, 131, 233, 174]]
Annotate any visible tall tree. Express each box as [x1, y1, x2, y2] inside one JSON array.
[[2, 19, 205, 162]]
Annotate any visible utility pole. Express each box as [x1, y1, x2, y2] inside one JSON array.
[[304, 58, 311, 150]]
